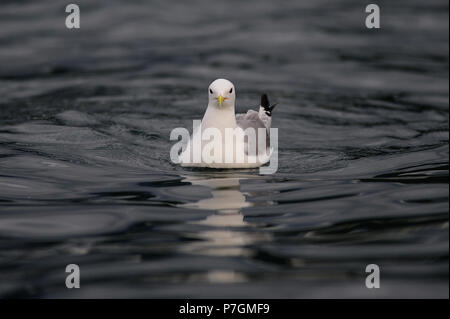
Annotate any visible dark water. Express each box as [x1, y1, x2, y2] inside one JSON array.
[[0, 0, 448, 298]]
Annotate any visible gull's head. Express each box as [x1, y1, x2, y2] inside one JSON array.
[[208, 78, 235, 109]]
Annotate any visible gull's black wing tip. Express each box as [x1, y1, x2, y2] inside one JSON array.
[[261, 94, 277, 116], [261, 94, 270, 108]]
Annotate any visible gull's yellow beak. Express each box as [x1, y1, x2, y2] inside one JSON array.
[[216, 95, 227, 106]]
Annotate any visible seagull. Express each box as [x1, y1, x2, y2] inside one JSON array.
[[179, 78, 276, 168]]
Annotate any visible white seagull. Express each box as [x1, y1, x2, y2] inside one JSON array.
[[179, 78, 276, 168]]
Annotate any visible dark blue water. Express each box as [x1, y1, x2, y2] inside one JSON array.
[[0, 0, 448, 298]]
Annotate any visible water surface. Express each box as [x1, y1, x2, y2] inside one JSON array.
[[0, 0, 448, 298]]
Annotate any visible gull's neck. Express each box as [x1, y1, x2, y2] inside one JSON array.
[[202, 103, 237, 130]]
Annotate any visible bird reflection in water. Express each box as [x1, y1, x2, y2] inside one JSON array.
[[179, 173, 268, 283], [180, 173, 259, 256]]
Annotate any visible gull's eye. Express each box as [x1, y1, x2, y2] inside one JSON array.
[[209, 88, 213, 94], [229, 88, 233, 93]]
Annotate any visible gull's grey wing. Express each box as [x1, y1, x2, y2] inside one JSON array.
[[236, 110, 268, 131], [236, 94, 276, 155], [237, 94, 276, 130], [236, 109, 270, 154]]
